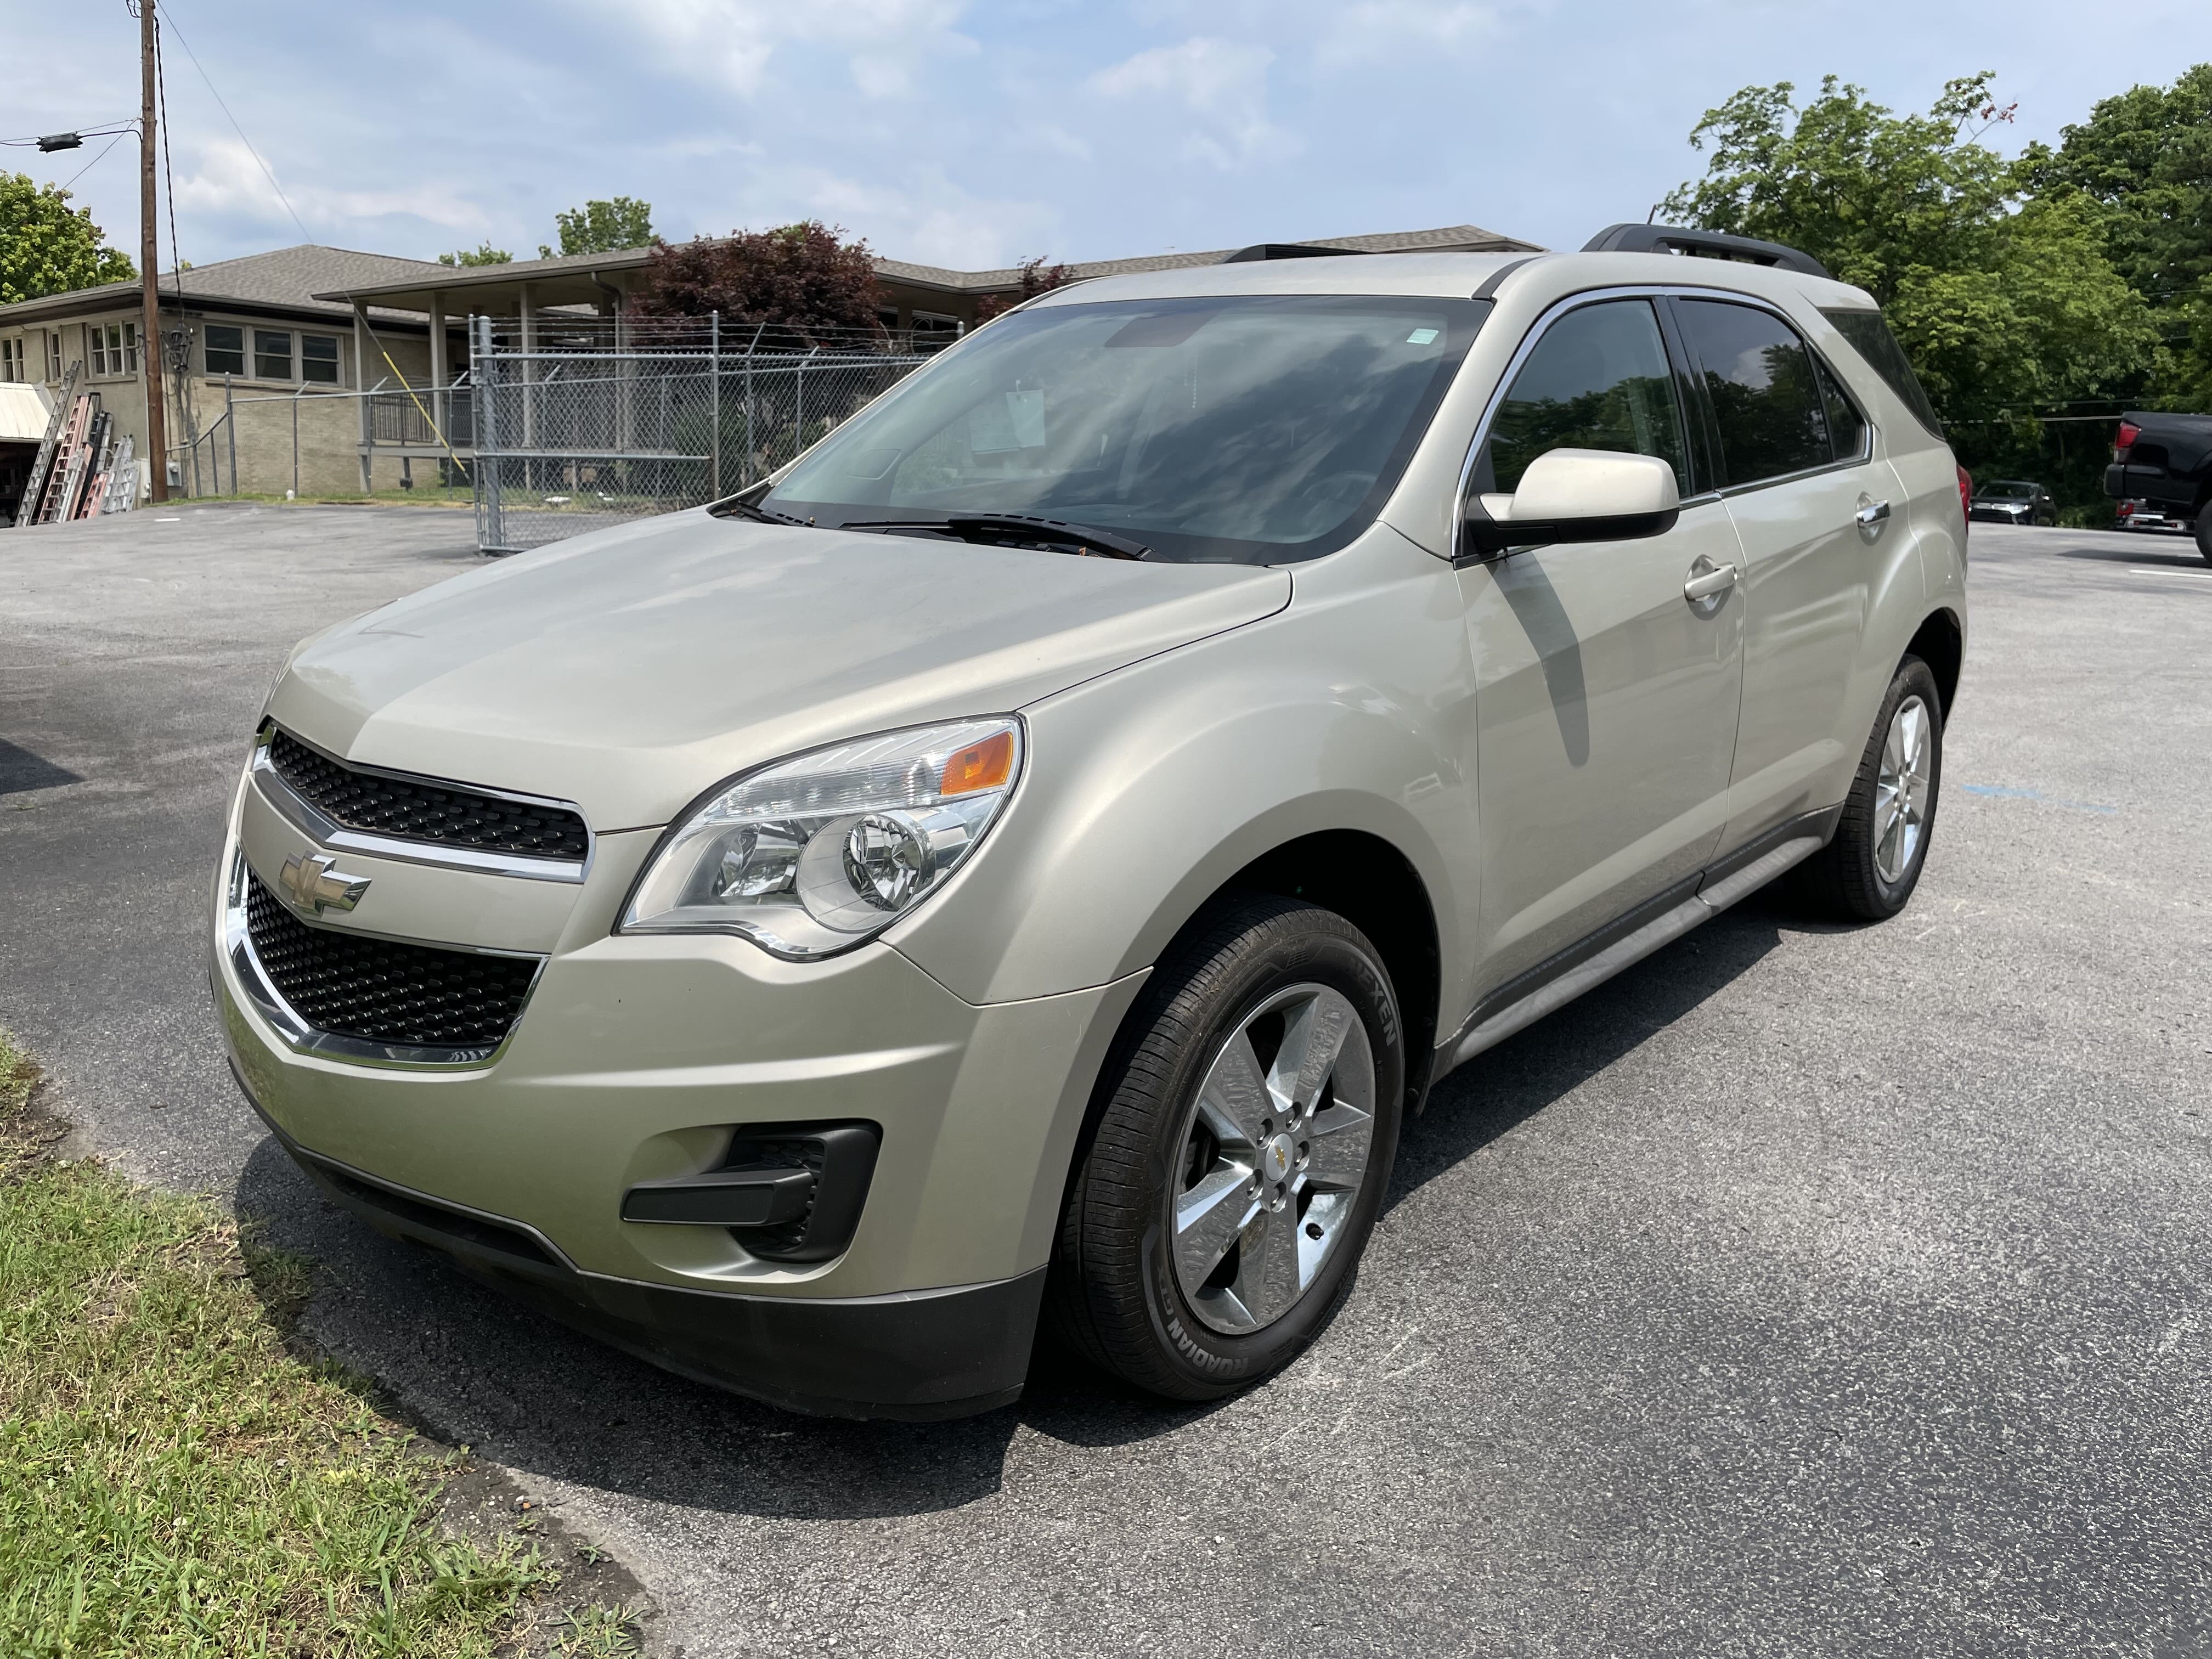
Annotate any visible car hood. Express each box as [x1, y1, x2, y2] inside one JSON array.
[[268, 509, 1289, 829]]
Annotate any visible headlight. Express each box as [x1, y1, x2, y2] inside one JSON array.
[[619, 718, 1022, 959]]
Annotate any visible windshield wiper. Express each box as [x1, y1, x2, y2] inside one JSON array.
[[710, 494, 810, 526], [837, 513, 1149, 561]]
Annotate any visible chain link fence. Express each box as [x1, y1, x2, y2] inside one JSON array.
[[468, 315, 937, 553]]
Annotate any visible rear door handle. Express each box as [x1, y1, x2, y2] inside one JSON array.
[[1856, 498, 1892, 531], [1683, 560, 1739, 603]]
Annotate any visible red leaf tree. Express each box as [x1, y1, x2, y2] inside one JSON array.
[[633, 221, 884, 345], [975, 256, 1077, 323]]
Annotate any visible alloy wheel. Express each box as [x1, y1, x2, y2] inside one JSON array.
[[1874, 693, 1933, 886], [1169, 983, 1376, 1336]]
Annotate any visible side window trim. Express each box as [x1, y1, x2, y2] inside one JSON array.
[[1450, 291, 1702, 562], [1667, 294, 1878, 497], [1453, 281, 1862, 558], [1653, 296, 1723, 499]]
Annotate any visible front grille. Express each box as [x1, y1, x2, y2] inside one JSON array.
[[245, 868, 539, 1052], [266, 729, 588, 862]]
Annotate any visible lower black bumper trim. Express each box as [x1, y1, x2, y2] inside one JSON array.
[[230, 1062, 1040, 1421]]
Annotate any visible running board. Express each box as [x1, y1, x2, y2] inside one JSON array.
[[1438, 836, 1821, 1077]]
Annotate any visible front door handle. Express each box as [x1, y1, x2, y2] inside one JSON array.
[[1856, 497, 1892, 533], [1683, 559, 1739, 604]]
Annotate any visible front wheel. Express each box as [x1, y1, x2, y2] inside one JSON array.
[[2194, 512, 2211, 567], [1802, 656, 1944, 921], [1047, 895, 1404, 1401]]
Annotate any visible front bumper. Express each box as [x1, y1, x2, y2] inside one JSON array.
[[212, 775, 1144, 1418], [232, 1071, 1044, 1418]]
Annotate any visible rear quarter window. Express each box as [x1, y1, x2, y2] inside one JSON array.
[[1821, 308, 1944, 438]]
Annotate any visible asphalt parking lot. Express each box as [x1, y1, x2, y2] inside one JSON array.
[[3, 504, 2209, 1657]]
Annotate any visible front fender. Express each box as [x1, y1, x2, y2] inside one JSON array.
[[888, 529, 1477, 1026]]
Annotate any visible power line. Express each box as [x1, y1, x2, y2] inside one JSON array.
[[1, 121, 137, 147], [148, 0, 311, 243], [58, 128, 132, 192], [156, 13, 185, 301]]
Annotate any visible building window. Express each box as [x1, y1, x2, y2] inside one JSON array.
[[300, 334, 340, 385], [47, 331, 64, 380], [253, 329, 293, 380], [205, 325, 245, 377], [1, 338, 18, 382], [88, 321, 139, 377]]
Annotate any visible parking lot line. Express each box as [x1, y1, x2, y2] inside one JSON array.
[[2128, 567, 2212, 579]]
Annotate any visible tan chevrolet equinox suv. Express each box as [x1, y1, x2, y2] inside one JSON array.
[[213, 224, 1968, 1419]]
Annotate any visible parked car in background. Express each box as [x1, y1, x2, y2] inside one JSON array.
[[1968, 478, 2057, 526], [2105, 411, 2212, 563], [211, 227, 1968, 1419], [2115, 498, 2193, 534]]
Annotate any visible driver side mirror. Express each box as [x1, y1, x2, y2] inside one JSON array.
[[1462, 447, 1681, 560]]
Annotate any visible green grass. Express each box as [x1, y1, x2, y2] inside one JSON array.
[[0, 1032, 630, 1657]]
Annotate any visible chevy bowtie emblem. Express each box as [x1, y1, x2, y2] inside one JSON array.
[[278, 853, 371, 916]]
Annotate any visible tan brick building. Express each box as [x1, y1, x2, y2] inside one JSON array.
[[0, 245, 458, 501]]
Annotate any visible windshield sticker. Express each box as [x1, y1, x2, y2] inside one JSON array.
[[1406, 328, 1441, 345], [972, 388, 1048, 454]]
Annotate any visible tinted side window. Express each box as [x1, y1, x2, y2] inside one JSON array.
[[1820, 307, 1944, 436], [1816, 356, 1867, 461], [1482, 300, 1688, 495], [1675, 300, 1830, 487]]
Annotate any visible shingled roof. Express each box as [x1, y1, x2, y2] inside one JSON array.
[[0, 245, 452, 328], [309, 222, 1543, 311]]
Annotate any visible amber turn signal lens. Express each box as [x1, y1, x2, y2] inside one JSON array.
[[940, 729, 1014, 797]]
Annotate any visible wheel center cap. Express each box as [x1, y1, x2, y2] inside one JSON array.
[[1262, 1133, 1295, 1183]]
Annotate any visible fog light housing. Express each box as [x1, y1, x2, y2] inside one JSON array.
[[620, 1122, 882, 1263]]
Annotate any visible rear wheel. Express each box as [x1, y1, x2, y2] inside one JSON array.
[[1801, 657, 1943, 922], [1047, 895, 1403, 1401], [2194, 510, 2211, 566]]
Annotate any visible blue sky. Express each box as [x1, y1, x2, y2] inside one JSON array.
[[9, 0, 2212, 274]]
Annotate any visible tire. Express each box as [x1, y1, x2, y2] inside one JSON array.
[[1801, 656, 1943, 922], [1046, 894, 1404, 1402], [2194, 511, 2211, 567]]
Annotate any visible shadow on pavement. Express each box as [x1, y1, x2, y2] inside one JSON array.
[[1393, 887, 1825, 1213], [230, 883, 1820, 1524], [2054, 543, 2204, 568]]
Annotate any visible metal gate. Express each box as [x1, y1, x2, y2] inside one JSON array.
[[468, 315, 932, 554]]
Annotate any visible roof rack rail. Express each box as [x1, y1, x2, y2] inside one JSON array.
[[1221, 242, 1368, 264], [1582, 223, 1832, 281]]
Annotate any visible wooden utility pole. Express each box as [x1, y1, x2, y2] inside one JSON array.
[[139, 0, 168, 502]]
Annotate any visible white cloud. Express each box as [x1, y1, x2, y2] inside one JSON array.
[[601, 0, 974, 97], [1088, 37, 1297, 170], [742, 163, 1059, 268], [1313, 1, 1502, 64], [175, 139, 487, 235]]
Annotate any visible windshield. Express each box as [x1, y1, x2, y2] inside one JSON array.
[[1978, 481, 2036, 498], [759, 294, 1489, 563]]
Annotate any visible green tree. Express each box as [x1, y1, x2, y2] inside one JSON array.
[[0, 173, 134, 303], [2022, 65, 2212, 406], [539, 196, 655, 259], [1662, 75, 2159, 424], [2023, 65, 2212, 307], [437, 241, 513, 267]]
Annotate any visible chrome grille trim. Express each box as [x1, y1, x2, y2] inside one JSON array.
[[251, 725, 593, 885], [223, 848, 546, 1070]]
